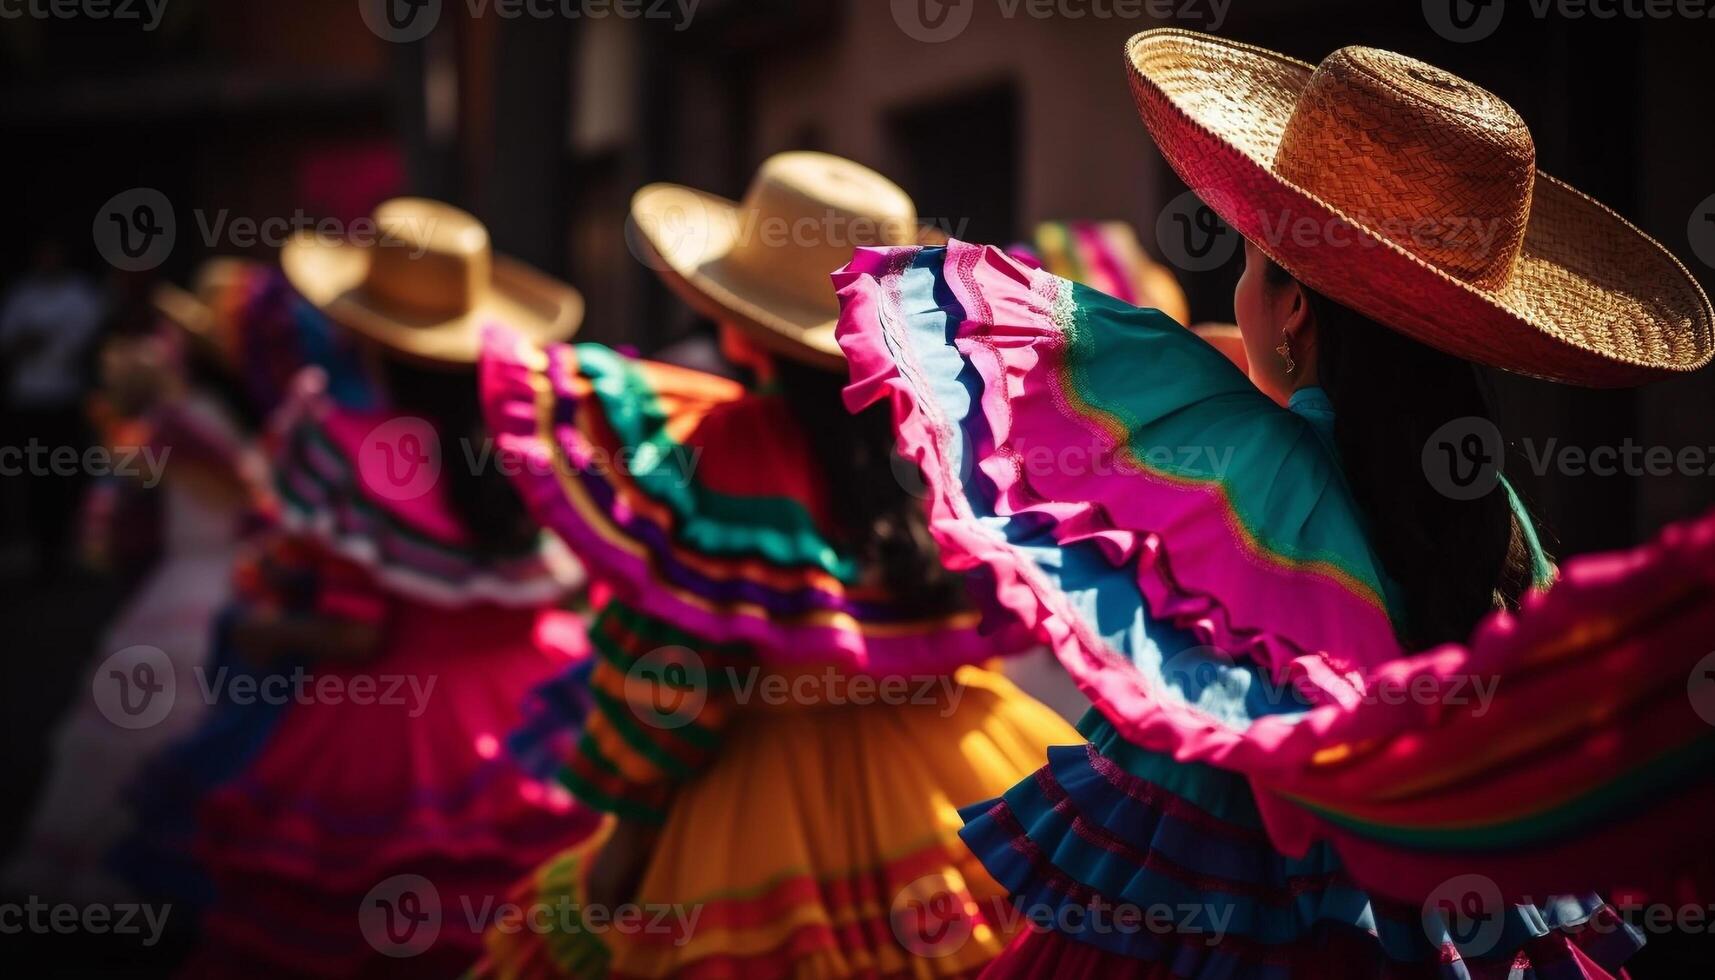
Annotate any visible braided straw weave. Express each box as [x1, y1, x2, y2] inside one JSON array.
[[1126, 28, 1713, 386]]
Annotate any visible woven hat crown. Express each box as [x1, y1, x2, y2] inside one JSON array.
[[363, 198, 493, 323], [1273, 47, 1535, 291], [722, 152, 919, 312]]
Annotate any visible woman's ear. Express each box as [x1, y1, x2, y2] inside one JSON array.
[[1282, 284, 1319, 381]]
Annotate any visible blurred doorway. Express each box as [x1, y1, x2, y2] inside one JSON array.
[[886, 82, 1020, 246]]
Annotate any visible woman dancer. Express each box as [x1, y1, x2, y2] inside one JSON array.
[[3, 270, 267, 905], [835, 31, 1715, 978], [124, 199, 600, 978], [476, 152, 1080, 978]]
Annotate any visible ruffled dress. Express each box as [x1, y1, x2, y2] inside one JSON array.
[[118, 377, 598, 978], [833, 241, 1715, 978], [474, 334, 1083, 978]]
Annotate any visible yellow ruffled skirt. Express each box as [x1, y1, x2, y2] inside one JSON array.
[[481, 665, 1079, 979]]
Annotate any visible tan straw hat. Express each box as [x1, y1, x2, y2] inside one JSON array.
[[629, 151, 919, 370], [150, 256, 258, 345], [281, 198, 582, 364], [1127, 29, 1713, 386]]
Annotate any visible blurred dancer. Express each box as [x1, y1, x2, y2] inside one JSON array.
[[119, 200, 599, 978], [835, 31, 1715, 978], [1009, 219, 1191, 326], [0, 235, 106, 579], [3, 269, 265, 905], [475, 152, 1079, 978]]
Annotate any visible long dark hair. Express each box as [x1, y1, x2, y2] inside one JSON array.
[[376, 356, 541, 559], [773, 357, 967, 617], [1266, 263, 1542, 650]]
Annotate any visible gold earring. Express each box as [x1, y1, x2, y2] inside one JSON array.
[[1276, 334, 1296, 375]]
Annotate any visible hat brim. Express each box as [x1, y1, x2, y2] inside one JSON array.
[[280, 235, 583, 365], [151, 257, 258, 336], [1127, 29, 1713, 386], [151, 281, 213, 337], [630, 183, 846, 371]]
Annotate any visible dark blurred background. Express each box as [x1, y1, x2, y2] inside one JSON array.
[[2, 0, 1712, 973]]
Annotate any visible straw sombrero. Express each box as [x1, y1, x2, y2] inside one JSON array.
[[1126, 29, 1713, 386], [629, 152, 919, 370], [150, 256, 261, 353], [281, 198, 582, 364]]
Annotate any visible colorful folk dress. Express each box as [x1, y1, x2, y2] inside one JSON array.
[[474, 333, 1083, 978], [120, 373, 598, 979], [833, 241, 1715, 978]]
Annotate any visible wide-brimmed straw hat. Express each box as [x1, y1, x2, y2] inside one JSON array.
[[629, 151, 919, 370], [281, 198, 582, 364], [151, 256, 258, 349], [1126, 29, 1713, 386]]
